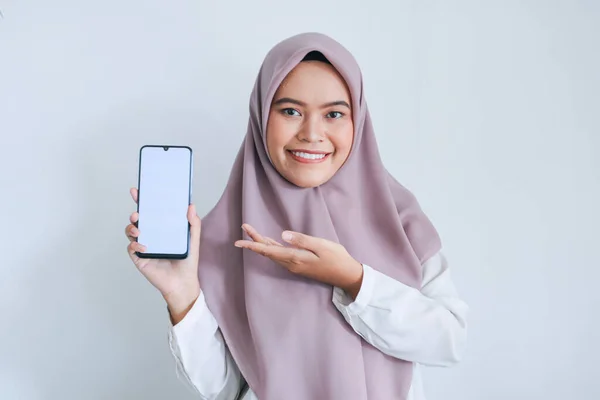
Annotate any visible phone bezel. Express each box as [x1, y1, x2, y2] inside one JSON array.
[[135, 144, 193, 260]]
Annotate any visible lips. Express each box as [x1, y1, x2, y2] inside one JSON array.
[[287, 150, 332, 164]]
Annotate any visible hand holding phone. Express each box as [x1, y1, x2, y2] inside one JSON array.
[[125, 145, 201, 324]]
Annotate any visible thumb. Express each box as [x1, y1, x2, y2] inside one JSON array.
[[188, 204, 202, 253], [282, 231, 322, 253]]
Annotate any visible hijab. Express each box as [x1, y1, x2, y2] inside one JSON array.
[[197, 32, 441, 400]]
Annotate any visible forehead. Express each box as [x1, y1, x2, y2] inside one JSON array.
[[274, 61, 351, 102]]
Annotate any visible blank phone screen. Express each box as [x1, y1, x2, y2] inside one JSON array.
[[137, 146, 192, 257]]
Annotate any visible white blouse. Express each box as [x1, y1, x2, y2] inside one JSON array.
[[167, 252, 468, 400]]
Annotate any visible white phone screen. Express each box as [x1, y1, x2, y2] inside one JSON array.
[[137, 146, 192, 257]]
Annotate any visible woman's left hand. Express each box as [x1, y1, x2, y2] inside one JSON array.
[[235, 224, 364, 299]]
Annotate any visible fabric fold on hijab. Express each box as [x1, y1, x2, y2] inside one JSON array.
[[197, 32, 441, 400]]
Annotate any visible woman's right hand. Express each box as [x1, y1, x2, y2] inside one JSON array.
[[125, 187, 202, 324]]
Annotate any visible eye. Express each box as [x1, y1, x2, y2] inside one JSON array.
[[326, 111, 344, 119], [281, 108, 301, 117]]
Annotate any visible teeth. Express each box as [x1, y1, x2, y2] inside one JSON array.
[[291, 151, 326, 160]]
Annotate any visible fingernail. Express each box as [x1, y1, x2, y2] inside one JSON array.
[[234, 242, 242, 248], [282, 231, 293, 242], [241, 225, 247, 232]]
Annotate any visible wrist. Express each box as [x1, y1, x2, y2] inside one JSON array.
[[163, 284, 200, 325], [339, 260, 364, 300]]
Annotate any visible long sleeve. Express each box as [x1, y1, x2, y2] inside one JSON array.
[[167, 291, 244, 400], [332, 251, 468, 367]]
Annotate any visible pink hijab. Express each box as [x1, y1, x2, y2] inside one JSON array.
[[197, 32, 441, 399]]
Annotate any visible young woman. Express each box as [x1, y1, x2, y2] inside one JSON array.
[[125, 32, 468, 400]]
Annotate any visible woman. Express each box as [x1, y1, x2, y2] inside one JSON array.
[[125, 32, 468, 400]]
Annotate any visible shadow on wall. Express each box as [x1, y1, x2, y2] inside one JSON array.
[[3, 101, 237, 400]]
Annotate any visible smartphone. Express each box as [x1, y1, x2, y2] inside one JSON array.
[[135, 145, 193, 259]]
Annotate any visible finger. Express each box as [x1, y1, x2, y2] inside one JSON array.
[[241, 224, 269, 244], [130, 187, 138, 204], [125, 224, 140, 242], [188, 204, 202, 257], [235, 240, 309, 262], [127, 241, 146, 257], [281, 231, 323, 254], [242, 225, 283, 246], [234, 240, 283, 258], [130, 212, 139, 227], [127, 242, 136, 258], [264, 237, 283, 247]]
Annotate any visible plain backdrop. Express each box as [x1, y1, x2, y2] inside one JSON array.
[[1, 1, 599, 399]]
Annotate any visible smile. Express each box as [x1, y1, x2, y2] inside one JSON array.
[[288, 150, 331, 164]]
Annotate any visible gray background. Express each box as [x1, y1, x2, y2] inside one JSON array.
[[1, 1, 599, 399]]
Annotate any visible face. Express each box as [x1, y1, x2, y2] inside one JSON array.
[[266, 61, 354, 188]]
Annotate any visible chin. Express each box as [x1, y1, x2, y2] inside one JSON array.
[[294, 181, 321, 188], [275, 158, 337, 188], [287, 174, 331, 188]]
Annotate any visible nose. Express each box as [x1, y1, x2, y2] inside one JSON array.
[[296, 117, 325, 143]]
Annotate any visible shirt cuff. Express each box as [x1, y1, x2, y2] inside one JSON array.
[[169, 291, 218, 340], [332, 264, 377, 317]]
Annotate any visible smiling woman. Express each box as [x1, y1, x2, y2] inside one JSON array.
[[125, 32, 468, 400], [266, 54, 355, 188]]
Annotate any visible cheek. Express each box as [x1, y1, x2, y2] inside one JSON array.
[[266, 114, 294, 157], [265, 118, 283, 161], [332, 123, 354, 161]]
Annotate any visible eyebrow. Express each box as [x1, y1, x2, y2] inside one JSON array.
[[273, 97, 351, 110]]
